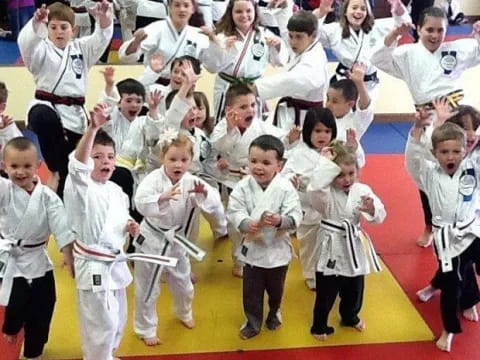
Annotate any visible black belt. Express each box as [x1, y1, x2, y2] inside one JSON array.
[[335, 63, 378, 83], [155, 77, 170, 86], [218, 72, 260, 85], [273, 97, 323, 127]]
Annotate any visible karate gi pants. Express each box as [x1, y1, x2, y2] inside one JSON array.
[[242, 264, 288, 334], [311, 272, 364, 335], [2, 270, 56, 359], [297, 223, 320, 281], [134, 247, 193, 338], [28, 104, 82, 199], [77, 288, 128, 360], [437, 239, 480, 333]]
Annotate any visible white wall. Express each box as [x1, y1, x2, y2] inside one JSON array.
[[463, 0, 480, 16]]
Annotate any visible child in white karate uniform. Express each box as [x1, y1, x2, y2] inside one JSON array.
[[252, 10, 329, 131], [307, 141, 386, 340], [313, 0, 411, 100], [64, 104, 140, 360], [372, 6, 480, 247], [18, 0, 113, 197], [227, 134, 302, 339], [134, 131, 224, 346], [282, 107, 338, 290], [406, 120, 480, 352], [0, 137, 74, 360]]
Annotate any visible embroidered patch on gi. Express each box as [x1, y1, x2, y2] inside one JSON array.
[[327, 259, 336, 269], [251, 42, 265, 60], [184, 40, 197, 57], [199, 137, 211, 162], [71, 54, 84, 79], [459, 168, 476, 201], [92, 274, 102, 286], [241, 245, 248, 256], [136, 234, 146, 246], [440, 51, 457, 75]]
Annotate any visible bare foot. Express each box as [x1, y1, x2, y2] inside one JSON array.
[[142, 336, 161, 346], [312, 333, 328, 341], [463, 306, 479, 322], [113, 358, 121, 360], [416, 229, 433, 248], [181, 319, 195, 329], [416, 285, 438, 303], [4, 334, 16, 344], [232, 265, 243, 278], [436, 331, 453, 352], [354, 319, 366, 332]]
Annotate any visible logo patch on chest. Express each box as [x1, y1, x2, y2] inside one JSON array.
[[71, 54, 84, 79]]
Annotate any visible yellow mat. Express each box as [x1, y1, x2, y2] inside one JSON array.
[[42, 219, 433, 360]]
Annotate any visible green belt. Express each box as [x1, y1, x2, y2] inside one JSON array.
[[218, 72, 260, 85]]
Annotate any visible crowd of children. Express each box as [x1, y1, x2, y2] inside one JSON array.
[[0, 0, 480, 358]]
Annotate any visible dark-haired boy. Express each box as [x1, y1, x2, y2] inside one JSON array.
[[252, 10, 329, 131], [0, 136, 74, 360], [326, 63, 374, 168], [64, 104, 139, 360], [227, 134, 302, 339]]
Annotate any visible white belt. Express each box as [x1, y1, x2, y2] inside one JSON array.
[[0, 238, 47, 306]]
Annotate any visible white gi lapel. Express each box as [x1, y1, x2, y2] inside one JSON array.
[[231, 29, 255, 77], [11, 179, 45, 241], [246, 175, 284, 244], [50, 42, 72, 94], [164, 18, 190, 68]]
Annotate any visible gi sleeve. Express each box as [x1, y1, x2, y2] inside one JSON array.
[[359, 185, 387, 224], [210, 119, 241, 155], [78, 20, 114, 69], [45, 189, 75, 250], [405, 130, 433, 191], [227, 182, 251, 231], [134, 170, 171, 217], [307, 156, 341, 214], [17, 19, 48, 74]]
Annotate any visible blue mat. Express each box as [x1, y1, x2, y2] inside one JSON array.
[[361, 122, 411, 154]]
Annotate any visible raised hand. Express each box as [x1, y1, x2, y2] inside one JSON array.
[[200, 26, 218, 44], [34, 4, 49, 23], [349, 62, 367, 84], [433, 97, 457, 127], [100, 66, 115, 87], [268, 0, 287, 9], [414, 107, 433, 129], [148, 89, 163, 114], [181, 60, 200, 88], [90, 103, 110, 129], [158, 183, 182, 203], [225, 35, 239, 49], [359, 195, 375, 216], [128, 28, 148, 53], [287, 126, 302, 144], [321, 146, 336, 160], [188, 180, 208, 197], [387, 0, 404, 16], [313, 0, 334, 18], [226, 109, 239, 131], [0, 114, 14, 129], [93, 0, 112, 28], [150, 52, 165, 73], [126, 219, 140, 237], [345, 128, 358, 151], [265, 36, 281, 51]]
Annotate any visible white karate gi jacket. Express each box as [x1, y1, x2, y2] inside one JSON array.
[[0, 178, 74, 283], [308, 157, 386, 276], [202, 27, 285, 121], [64, 155, 132, 291], [118, 18, 210, 80], [227, 174, 302, 268], [210, 117, 287, 188], [134, 167, 223, 254], [18, 18, 113, 135], [371, 37, 480, 105], [318, 10, 411, 93], [256, 40, 328, 130], [405, 133, 480, 270]]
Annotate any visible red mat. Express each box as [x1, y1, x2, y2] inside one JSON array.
[[1, 154, 479, 360]]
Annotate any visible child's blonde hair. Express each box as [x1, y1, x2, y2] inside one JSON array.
[[431, 122, 466, 150], [48, 2, 75, 27], [159, 134, 194, 158], [330, 140, 357, 167]]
